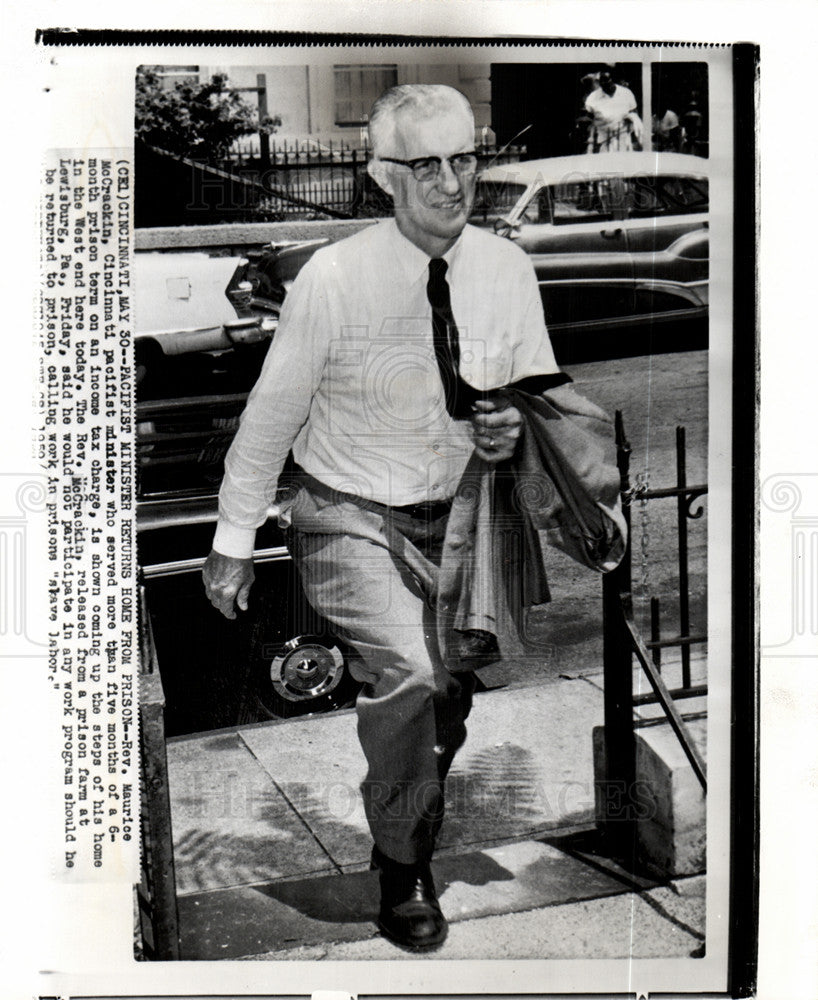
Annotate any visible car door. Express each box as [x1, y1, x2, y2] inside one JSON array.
[[620, 173, 709, 325], [514, 174, 629, 256], [620, 173, 709, 255], [136, 343, 361, 735], [512, 175, 638, 336]]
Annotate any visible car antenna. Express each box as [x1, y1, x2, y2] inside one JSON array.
[[481, 125, 533, 171]]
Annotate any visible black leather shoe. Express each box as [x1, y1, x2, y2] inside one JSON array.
[[371, 846, 448, 951]]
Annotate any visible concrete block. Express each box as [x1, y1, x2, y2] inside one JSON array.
[[634, 720, 706, 875], [592, 718, 706, 877], [245, 885, 706, 962]]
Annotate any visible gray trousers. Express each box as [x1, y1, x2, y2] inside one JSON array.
[[285, 478, 475, 865]]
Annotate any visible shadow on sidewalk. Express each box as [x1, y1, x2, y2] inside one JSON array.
[[178, 851, 518, 958], [255, 851, 516, 925]]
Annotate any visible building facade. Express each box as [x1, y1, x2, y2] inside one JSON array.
[[196, 62, 493, 152]]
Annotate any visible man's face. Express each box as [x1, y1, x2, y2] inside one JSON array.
[[599, 71, 616, 96], [382, 106, 476, 253]]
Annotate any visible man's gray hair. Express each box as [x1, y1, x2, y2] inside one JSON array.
[[368, 84, 474, 157]]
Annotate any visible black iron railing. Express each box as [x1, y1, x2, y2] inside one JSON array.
[[600, 411, 708, 850]]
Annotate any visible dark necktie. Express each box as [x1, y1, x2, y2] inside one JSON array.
[[426, 258, 479, 419]]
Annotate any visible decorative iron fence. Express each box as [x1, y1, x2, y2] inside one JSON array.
[[136, 138, 525, 226], [600, 412, 708, 852], [218, 139, 526, 220]]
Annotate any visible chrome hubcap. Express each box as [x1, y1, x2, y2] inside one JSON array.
[[270, 636, 344, 702]]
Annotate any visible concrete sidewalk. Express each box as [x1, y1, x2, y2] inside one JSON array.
[[164, 658, 707, 962]]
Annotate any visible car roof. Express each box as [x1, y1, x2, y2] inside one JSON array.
[[478, 152, 709, 186]]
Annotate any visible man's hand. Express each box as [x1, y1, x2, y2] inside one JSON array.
[[470, 397, 523, 463], [202, 550, 255, 620]]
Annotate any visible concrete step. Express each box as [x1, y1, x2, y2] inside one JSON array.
[[174, 833, 705, 961], [166, 678, 610, 893], [239, 873, 707, 963], [163, 673, 709, 960]]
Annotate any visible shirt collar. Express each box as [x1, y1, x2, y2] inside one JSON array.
[[387, 217, 466, 287]]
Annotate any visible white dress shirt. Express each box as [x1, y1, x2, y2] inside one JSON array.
[[213, 218, 559, 559], [584, 85, 639, 152]]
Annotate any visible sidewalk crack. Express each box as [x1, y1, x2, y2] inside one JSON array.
[[237, 731, 345, 875], [637, 889, 706, 941]]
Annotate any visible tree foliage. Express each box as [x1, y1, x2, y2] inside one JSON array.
[[135, 67, 281, 161]]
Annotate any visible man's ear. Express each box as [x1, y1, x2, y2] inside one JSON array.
[[367, 158, 395, 197]]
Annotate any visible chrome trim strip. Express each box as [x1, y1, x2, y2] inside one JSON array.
[[141, 545, 291, 579], [537, 276, 705, 289]]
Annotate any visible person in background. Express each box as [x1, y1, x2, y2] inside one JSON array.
[[654, 105, 683, 152], [682, 98, 704, 155], [585, 67, 643, 152]]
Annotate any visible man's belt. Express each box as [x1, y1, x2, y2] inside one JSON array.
[[388, 497, 454, 520], [292, 466, 453, 522]]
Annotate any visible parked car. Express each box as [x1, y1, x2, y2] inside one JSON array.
[[470, 151, 708, 352], [135, 253, 361, 734], [133, 251, 279, 393], [136, 152, 708, 373]]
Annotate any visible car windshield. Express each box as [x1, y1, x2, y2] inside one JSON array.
[[470, 179, 529, 223]]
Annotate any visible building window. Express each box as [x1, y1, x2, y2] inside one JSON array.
[[143, 65, 201, 90], [334, 65, 398, 126]]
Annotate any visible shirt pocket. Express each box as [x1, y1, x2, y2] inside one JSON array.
[[459, 330, 513, 390]]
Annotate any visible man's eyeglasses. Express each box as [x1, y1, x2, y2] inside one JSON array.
[[379, 152, 478, 183]]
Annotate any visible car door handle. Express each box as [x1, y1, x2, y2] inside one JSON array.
[[601, 228, 623, 239]]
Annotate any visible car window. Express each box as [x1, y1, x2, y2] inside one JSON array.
[[547, 180, 616, 225], [623, 175, 709, 218], [470, 180, 528, 223], [515, 188, 547, 224], [136, 342, 270, 500], [137, 392, 246, 500]]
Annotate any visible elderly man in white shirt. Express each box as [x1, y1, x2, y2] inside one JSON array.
[[203, 84, 562, 951]]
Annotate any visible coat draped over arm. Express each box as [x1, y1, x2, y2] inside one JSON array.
[[437, 384, 627, 673]]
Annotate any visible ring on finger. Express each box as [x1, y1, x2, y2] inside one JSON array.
[[489, 437, 495, 447]]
